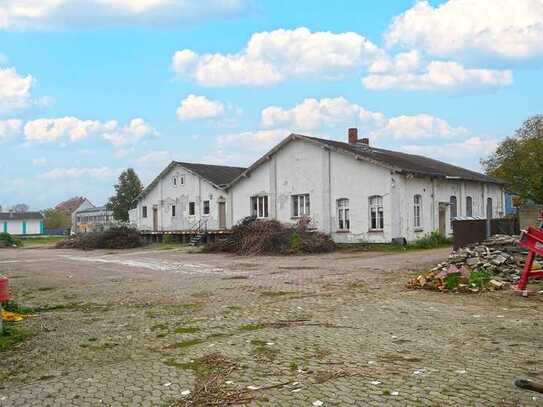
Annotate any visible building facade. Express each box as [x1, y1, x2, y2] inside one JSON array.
[[129, 162, 246, 233], [73, 205, 114, 233], [227, 132, 506, 243], [1, 212, 44, 235], [131, 130, 506, 244]]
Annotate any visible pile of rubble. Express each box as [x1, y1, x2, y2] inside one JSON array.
[[407, 234, 537, 292]]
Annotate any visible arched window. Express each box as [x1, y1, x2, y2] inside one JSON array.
[[337, 199, 349, 230], [466, 196, 473, 217], [450, 196, 457, 220], [414, 195, 422, 228], [369, 196, 384, 230], [486, 197, 493, 219]]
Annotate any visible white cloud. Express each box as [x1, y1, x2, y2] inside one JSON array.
[[24, 116, 157, 147], [172, 27, 383, 86], [176, 94, 225, 120], [40, 166, 119, 180], [363, 61, 512, 91], [402, 137, 498, 169], [0, 0, 250, 29], [0, 67, 33, 114], [32, 157, 47, 166], [217, 129, 287, 151], [386, 0, 543, 60], [261, 97, 386, 131], [368, 50, 422, 74], [0, 119, 22, 140], [368, 114, 468, 140], [259, 97, 465, 141]]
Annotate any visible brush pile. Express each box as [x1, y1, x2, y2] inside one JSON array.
[[55, 226, 144, 250], [206, 217, 336, 256], [407, 234, 536, 292]]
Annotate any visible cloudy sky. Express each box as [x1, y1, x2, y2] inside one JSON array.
[[1, 0, 542, 209]]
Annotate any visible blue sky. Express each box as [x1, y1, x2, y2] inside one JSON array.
[[0, 0, 542, 210]]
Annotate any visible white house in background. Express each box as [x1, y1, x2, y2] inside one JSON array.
[[227, 130, 507, 243], [1, 211, 44, 235], [129, 162, 246, 232]]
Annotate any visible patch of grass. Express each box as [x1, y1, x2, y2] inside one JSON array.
[[239, 323, 265, 332], [175, 326, 201, 334], [37, 287, 56, 292], [348, 281, 367, 290], [80, 341, 118, 351], [169, 338, 205, 349], [19, 236, 66, 246], [289, 361, 298, 371], [0, 323, 31, 352], [251, 341, 278, 361]]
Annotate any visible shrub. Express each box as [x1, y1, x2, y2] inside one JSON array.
[[410, 231, 452, 249], [205, 217, 336, 256], [0, 233, 21, 248], [55, 226, 144, 250]]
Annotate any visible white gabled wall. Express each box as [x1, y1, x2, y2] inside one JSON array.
[[134, 164, 230, 232], [230, 137, 507, 244], [230, 138, 394, 243]]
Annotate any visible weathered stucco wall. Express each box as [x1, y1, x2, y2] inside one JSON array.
[[134, 164, 230, 232], [229, 138, 506, 243]]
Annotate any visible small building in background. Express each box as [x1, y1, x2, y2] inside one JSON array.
[[72, 204, 114, 233], [1, 211, 44, 235]]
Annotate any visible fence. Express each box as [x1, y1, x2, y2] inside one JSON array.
[[452, 217, 519, 250]]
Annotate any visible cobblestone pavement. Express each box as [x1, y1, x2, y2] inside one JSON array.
[[1, 246, 542, 406]]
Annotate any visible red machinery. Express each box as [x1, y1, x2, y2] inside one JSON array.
[[517, 226, 543, 292]]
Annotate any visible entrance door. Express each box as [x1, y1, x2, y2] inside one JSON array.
[[438, 204, 447, 237], [152, 207, 158, 232], [218, 202, 226, 230]]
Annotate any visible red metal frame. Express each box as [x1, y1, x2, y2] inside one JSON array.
[[0, 276, 9, 302], [517, 226, 543, 291]]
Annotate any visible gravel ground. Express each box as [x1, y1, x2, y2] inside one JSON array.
[[0, 245, 542, 406]]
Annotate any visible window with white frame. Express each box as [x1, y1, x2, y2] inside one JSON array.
[[142, 206, 147, 218], [189, 202, 195, 216], [466, 196, 473, 217], [251, 196, 269, 218], [203, 200, 210, 215], [171, 205, 176, 217], [486, 197, 493, 219], [292, 194, 310, 217], [369, 196, 384, 230], [337, 198, 350, 230], [414, 195, 422, 229], [172, 176, 178, 187]]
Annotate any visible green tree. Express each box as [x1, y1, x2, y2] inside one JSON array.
[[43, 208, 71, 229], [107, 169, 143, 222], [482, 115, 543, 203]]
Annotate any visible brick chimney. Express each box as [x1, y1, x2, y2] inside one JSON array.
[[348, 128, 358, 144], [359, 137, 369, 146]]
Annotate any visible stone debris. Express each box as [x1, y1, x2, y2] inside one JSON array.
[[406, 234, 540, 292]]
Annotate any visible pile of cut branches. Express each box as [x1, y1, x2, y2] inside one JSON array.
[[55, 226, 143, 250], [206, 217, 336, 256]]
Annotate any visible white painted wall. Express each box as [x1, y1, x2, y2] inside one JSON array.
[[133, 164, 230, 232], [229, 138, 506, 243], [3, 219, 42, 235]]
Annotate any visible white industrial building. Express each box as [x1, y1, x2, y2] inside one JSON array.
[[130, 162, 246, 233], [1, 211, 44, 235], [130, 129, 506, 243]]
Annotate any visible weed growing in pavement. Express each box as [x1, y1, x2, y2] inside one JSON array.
[[238, 323, 265, 331], [0, 323, 31, 352]]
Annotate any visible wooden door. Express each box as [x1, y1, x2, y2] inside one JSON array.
[[152, 207, 158, 231], [218, 202, 226, 230], [438, 205, 447, 237]]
